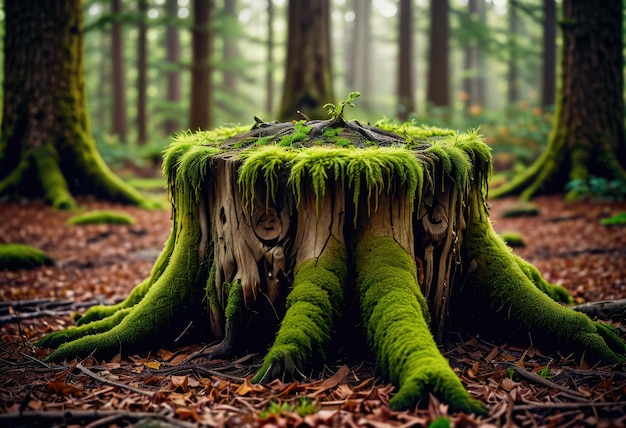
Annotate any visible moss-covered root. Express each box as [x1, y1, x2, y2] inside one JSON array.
[[466, 213, 626, 364], [36, 308, 132, 349], [355, 236, 486, 415], [252, 237, 347, 383], [513, 253, 573, 304], [41, 199, 206, 362], [73, 230, 175, 326]]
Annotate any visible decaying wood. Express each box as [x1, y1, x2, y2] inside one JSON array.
[[572, 299, 626, 322], [419, 178, 465, 340]]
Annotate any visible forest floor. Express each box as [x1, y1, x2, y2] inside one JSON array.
[[1, 193, 626, 427]]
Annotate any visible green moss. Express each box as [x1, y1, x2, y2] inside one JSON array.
[[0, 243, 54, 270], [500, 201, 540, 218], [41, 183, 209, 361], [354, 235, 484, 414], [499, 230, 526, 247], [512, 253, 573, 303], [33, 144, 77, 210], [465, 196, 625, 364], [601, 212, 626, 226], [67, 210, 135, 225], [74, 228, 176, 325], [37, 308, 132, 349], [252, 237, 347, 383]]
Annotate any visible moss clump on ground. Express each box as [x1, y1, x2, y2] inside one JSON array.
[[499, 230, 526, 247], [67, 210, 135, 225], [0, 243, 55, 270], [500, 201, 540, 218], [601, 212, 626, 226]]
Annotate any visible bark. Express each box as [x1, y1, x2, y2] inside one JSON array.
[[427, 0, 449, 108], [222, 0, 238, 92], [491, 0, 626, 200], [397, 0, 415, 121], [541, 0, 556, 107], [39, 116, 626, 414], [164, 0, 183, 135], [507, 1, 519, 104], [277, 0, 334, 122], [111, 0, 128, 141], [189, 0, 213, 130], [265, 0, 274, 115], [137, 0, 148, 145], [347, 0, 372, 110], [0, 0, 150, 209]]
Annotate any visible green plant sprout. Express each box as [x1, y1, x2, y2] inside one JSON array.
[[323, 92, 360, 119]]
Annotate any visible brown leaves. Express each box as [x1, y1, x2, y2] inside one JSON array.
[[2, 196, 626, 426]]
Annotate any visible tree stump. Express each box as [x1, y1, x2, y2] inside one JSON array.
[[38, 111, 626, 414]]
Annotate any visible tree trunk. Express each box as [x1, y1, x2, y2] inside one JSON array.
[[265, 0, 274, 116], [397, 0, 415, 121], [0, 1, 150, 210], [347, 0, 372, 110], [277, 0, 334, 122], [427, 0, 449, 108], [541, 0, 556, 107], [137, 0, 148, 145], [462, 0, 478, 111], [491, 0, 626, 200], [39, 113, 626, 414], [164, 0, 183, 135], [222, 0, 238, 93], [111, 0, 128, 142], [189, 0, 213, 130], [507, 0, 519, 104]]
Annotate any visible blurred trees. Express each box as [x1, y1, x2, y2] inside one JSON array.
[[427, 0, 449, 108], [397, 0, 415, 121], [189, 0, 213, 130], [136, 0, 148, 144], [0, 1, 577, 154], [164, 0, 183, 135], [277, 0, 334, 122], [0, 0, 149, 209], [111, 0, 128, 141], [492, 0, 626, 200], [541, 0, 556, 107]]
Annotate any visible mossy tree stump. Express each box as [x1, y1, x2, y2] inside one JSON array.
[[39, 111, 626, 414]]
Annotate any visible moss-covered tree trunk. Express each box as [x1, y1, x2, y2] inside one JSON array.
[[0, 1, 150, 210], [277, 0, 335, 122], [492, 0, 626, 200], [38, 108, 626, 414]]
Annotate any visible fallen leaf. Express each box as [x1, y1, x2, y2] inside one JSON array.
[[235, 378, 266, 395]]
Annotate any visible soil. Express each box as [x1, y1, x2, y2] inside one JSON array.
[[1, 195, 625, 427]]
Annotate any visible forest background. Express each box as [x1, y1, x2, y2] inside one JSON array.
[[0, 0, 593, 178]]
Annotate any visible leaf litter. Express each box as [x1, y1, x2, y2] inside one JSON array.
[[1, 195, 626, 426]]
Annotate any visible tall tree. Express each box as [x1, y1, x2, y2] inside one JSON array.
[[189, 0, 213, 130], [347, 0, 372, 109], [222, 0, 238, 92], [397, 0, 415, 121], [462, 0, 479, 110], [426, 0, 449, 108], [164, 0, 182, 135], [541, 0, 556, 106], [111, 0, 128, 141], [507, 0, 520, 104], [137, 0, 148, 145], [265, 0, 274, 115], [492, 0, 626, 200], [0, 0, 150, 209], [277, 0, 334, 122]]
